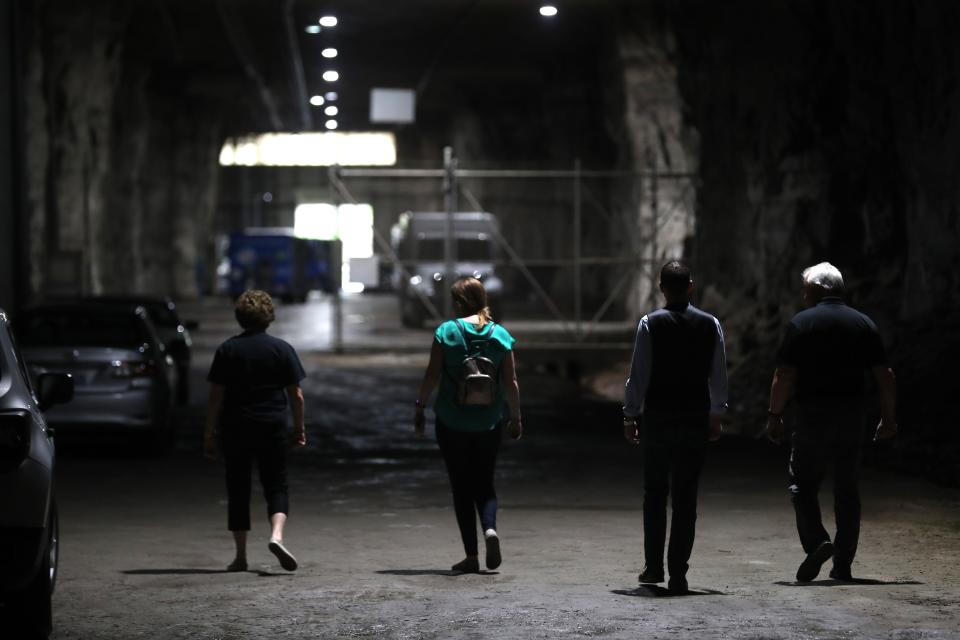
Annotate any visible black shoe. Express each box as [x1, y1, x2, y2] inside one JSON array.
[[451, 556, 480, 574], [667, 575, 688, 594], [638, 567, 665, 584], [226, 558, 248, 572], [829, 565, 853, 581], [796, 541, 834, 582], [485, 533, 502, 570]]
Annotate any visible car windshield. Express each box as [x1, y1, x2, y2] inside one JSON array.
[[417, 239, 492, 261], [15, 310, 149, 348]]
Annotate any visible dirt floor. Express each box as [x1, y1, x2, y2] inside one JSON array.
[[47, 296, 960, 639]]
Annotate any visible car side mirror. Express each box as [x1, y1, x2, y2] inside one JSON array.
[[184, 320, 199, 331], [37, 373, 74, 411]]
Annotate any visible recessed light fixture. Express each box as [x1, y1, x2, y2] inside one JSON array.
[[319, 16, 337, 27], [322, 47, 338, 59], [325, 92, 338, 101], [309, 95, 325, 106], [323, 70, 339, 82], [324, 105, 339, 116], [325, 119, 338, 130], [304, 25, 321, 34], [539, 5, 558, 17]]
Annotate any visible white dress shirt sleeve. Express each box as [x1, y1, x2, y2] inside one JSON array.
[[709, 317, 729, 415], [624, 315, 651, 417]]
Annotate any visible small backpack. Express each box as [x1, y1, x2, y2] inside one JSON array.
[[453, 320, 498, 406]]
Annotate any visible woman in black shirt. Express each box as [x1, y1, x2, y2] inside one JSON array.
[[204, 290, 306, 572]]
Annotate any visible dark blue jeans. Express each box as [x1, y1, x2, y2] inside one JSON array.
[[642, 412, 708, 578], [789, 404, 865, 570], [436, 420, 502, 556]]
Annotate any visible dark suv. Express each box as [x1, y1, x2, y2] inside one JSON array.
[[0, 309, 73, 638]]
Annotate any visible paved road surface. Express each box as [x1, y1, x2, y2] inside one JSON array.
[[45, 296, 960, 639]]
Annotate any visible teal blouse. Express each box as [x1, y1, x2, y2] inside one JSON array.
[[433, 319, 516, 431]]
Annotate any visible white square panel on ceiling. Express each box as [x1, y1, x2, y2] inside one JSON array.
[[370, 88, 416, 124]]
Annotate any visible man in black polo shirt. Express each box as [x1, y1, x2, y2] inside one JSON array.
[[766, 262, 897, 582], [624, 261, 728, 594]]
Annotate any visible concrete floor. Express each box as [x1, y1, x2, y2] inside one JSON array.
[[48, 295, 960, 640]]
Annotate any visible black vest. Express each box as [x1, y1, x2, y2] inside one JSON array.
[[644, 303, 718, 414]]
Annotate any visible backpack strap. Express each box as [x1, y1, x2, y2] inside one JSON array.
[[455, 319, 495, 356]]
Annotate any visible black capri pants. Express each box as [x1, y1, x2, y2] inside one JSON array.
[[221, 419, 289, 531]]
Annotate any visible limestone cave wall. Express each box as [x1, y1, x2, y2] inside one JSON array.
[[619, 0, 960, 482], [20, 0, 223, 300]]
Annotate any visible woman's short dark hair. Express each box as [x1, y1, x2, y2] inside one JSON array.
[[235, 289, 275, 329]]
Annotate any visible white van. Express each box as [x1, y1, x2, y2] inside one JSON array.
[[390, 212, 503, 327]]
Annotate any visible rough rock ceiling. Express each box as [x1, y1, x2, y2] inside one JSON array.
[[120, 0, 617, 133]]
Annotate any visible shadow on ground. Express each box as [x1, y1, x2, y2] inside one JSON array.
[[612, 586, 725, 598], [775, 579, 923, 587], [377, 569, 500, 577], [122, 568, 228, 575]]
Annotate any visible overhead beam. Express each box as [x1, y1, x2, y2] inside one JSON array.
[[215, 0, 284, 131], [283, 0, 312, 131]]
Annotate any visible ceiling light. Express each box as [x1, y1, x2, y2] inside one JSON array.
[[539, 5, 558, 17], [322, 48, 338, 59], [325, 119, 338, 130], [323, 70, 339, 82], [324, 105, 338, 116], [304, 25, 321, 34], [319, 16, 337, 27], [309, 95, 325, 106], [325, 92, 338, 101]]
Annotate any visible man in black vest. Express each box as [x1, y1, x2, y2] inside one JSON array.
[[766, 262, 897, 582], [623, 260, 728, 594]]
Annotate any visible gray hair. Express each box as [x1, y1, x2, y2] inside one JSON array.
[[802, 262, 844, 292]]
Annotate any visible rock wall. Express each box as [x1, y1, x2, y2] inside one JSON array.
[[615, 0, 960, 481], [20, 0, 223, 300]]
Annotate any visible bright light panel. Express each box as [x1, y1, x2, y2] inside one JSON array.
[[539, 5, 558, 16], [309, 95, 325, 106], [322, 48, 338, 58], [219, 132, 396, 166], [324, 105, 339, 116], [323, 70, 339, 82], [319, 16, 337, 27], [304, 25, 321, 34], [325, 92, 338, 101], [325, 119, 338, 130], [295, 202, 374, 288]]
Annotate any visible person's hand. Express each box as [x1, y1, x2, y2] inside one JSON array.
[[203, 432, 218, 461], [623, 417, 640, 445], [874, 418, 897, 441], [507, 417, 523, 441], [293, 427, 307, 447], [708, 414, 723, 442], [763, 414, 785, 445], [414, 408, 426, 438]]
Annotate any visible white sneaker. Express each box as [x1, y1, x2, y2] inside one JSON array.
[[484, 529, 501, 570], [268, 538, 298, 571]]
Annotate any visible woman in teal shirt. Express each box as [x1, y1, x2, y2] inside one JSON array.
[[415, 277, 522, 573]]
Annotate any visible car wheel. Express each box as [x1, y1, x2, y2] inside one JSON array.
[[401, 299, 424, 328], [7, 502, 56, 639], [145, 410, 174, 455], [176, 366, 190, 406]]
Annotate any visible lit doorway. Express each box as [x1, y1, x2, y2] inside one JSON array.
[[294, 203, 374, 292]]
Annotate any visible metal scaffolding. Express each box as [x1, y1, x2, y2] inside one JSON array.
[[329, 147, 697, 348]]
